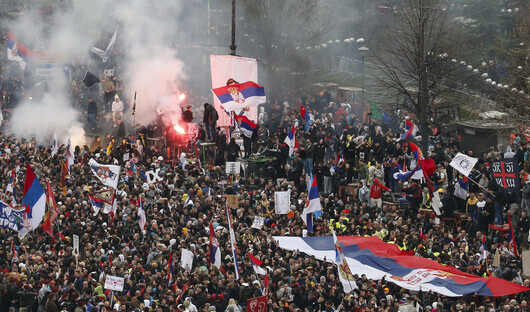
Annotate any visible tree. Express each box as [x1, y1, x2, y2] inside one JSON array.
[[237, 0, 331, 91], [493, 1, 530, 121], [375, 0, 459, 153]]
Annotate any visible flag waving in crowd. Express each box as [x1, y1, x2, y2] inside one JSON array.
[[209, 223, 221, 269], [6, 169, 17, 206], [401, 119, 419, 140], [248, 252, 266, 275], [301, 174, 323, 233], [19, 164, 46, 239], [212, 81, 266, 112], [7, 30, 33, 70], [284, 124, 299, 156], [234, 114, 257, 138]]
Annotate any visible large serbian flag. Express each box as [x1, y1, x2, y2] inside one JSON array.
[[210, 55, 259, 127], [7, 31, 33, 70], [212, 81, 266, 112], [274, 236, 529, 297]]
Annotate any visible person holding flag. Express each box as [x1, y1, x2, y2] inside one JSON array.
[[284, 124, 299, 157], [234, 114, 257, 159]]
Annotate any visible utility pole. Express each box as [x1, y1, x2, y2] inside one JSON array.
[[230, 0, 237, 56], [418, 0, 429, 154]]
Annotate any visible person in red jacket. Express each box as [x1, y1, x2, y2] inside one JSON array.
[[370, 178, 390, 212]]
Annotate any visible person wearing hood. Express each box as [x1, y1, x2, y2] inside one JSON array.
[[203, 103, 219, 142], [112, 94, 124, 127], [370, 178, 390, 212]]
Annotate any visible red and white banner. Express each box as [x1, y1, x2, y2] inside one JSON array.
[[247, 295, 267, 312], [210, 55, 258, 127]]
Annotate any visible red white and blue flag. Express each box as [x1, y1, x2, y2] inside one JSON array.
[[18, 164, 46, 239], [508, 213, 518, 256], [130, 161, 147, 181], [300, 105, 314, 131], [7, 31, 32, 70], [454, 176, 469, 200], [393, 142, 435, 182], [234, 114, 257, 138], [301, 174, 322, 232], [284, 125, 299, 156], [248, 252, 266, 275], [275, 236, 529, 297], [226, 204, 240, 279], [401, 119, 419, 140], [209, 223, 221, 269], [6, 169, 17, 206], [212, 81, 266, 112], [89, 195, 103, 216], [301, 105, 312, 121]]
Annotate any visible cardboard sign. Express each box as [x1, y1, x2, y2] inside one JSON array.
[[226, 195, 239, 209], [274, 191, 290, 214], [226, 162, 241, 174]]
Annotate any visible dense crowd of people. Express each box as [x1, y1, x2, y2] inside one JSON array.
[[1, 31, 530, 312]]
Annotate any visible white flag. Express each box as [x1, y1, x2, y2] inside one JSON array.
[[449, 153, 478, 177], [88, 158, 121, 189], [274, 191, 290, 214], [91, 29, 118, 63], [66, 136, 75, 170]]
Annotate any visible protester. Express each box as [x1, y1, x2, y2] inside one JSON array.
[[1, 31, 530, 312]]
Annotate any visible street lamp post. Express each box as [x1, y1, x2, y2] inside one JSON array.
[[358, 46, 370, 112]]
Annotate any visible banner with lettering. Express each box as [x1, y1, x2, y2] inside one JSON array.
[[491, 158, 519, 192], [0, 199, 25, 232]]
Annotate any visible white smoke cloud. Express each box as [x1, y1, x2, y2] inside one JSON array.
[[6, 0, 190, 144]]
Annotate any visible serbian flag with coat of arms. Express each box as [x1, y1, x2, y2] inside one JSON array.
[[212, 81, 266, 112], [332, 229, 357, 293], [209, 223, 222, 269], [7, 31, 33, 70], [275, 235, 529, 297], [234, 114, 257, 138]]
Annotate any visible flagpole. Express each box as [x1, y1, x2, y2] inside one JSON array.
[[110, 290, 114, 309], [133, 91, 137, 137], [466, 176, 495, 196]]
